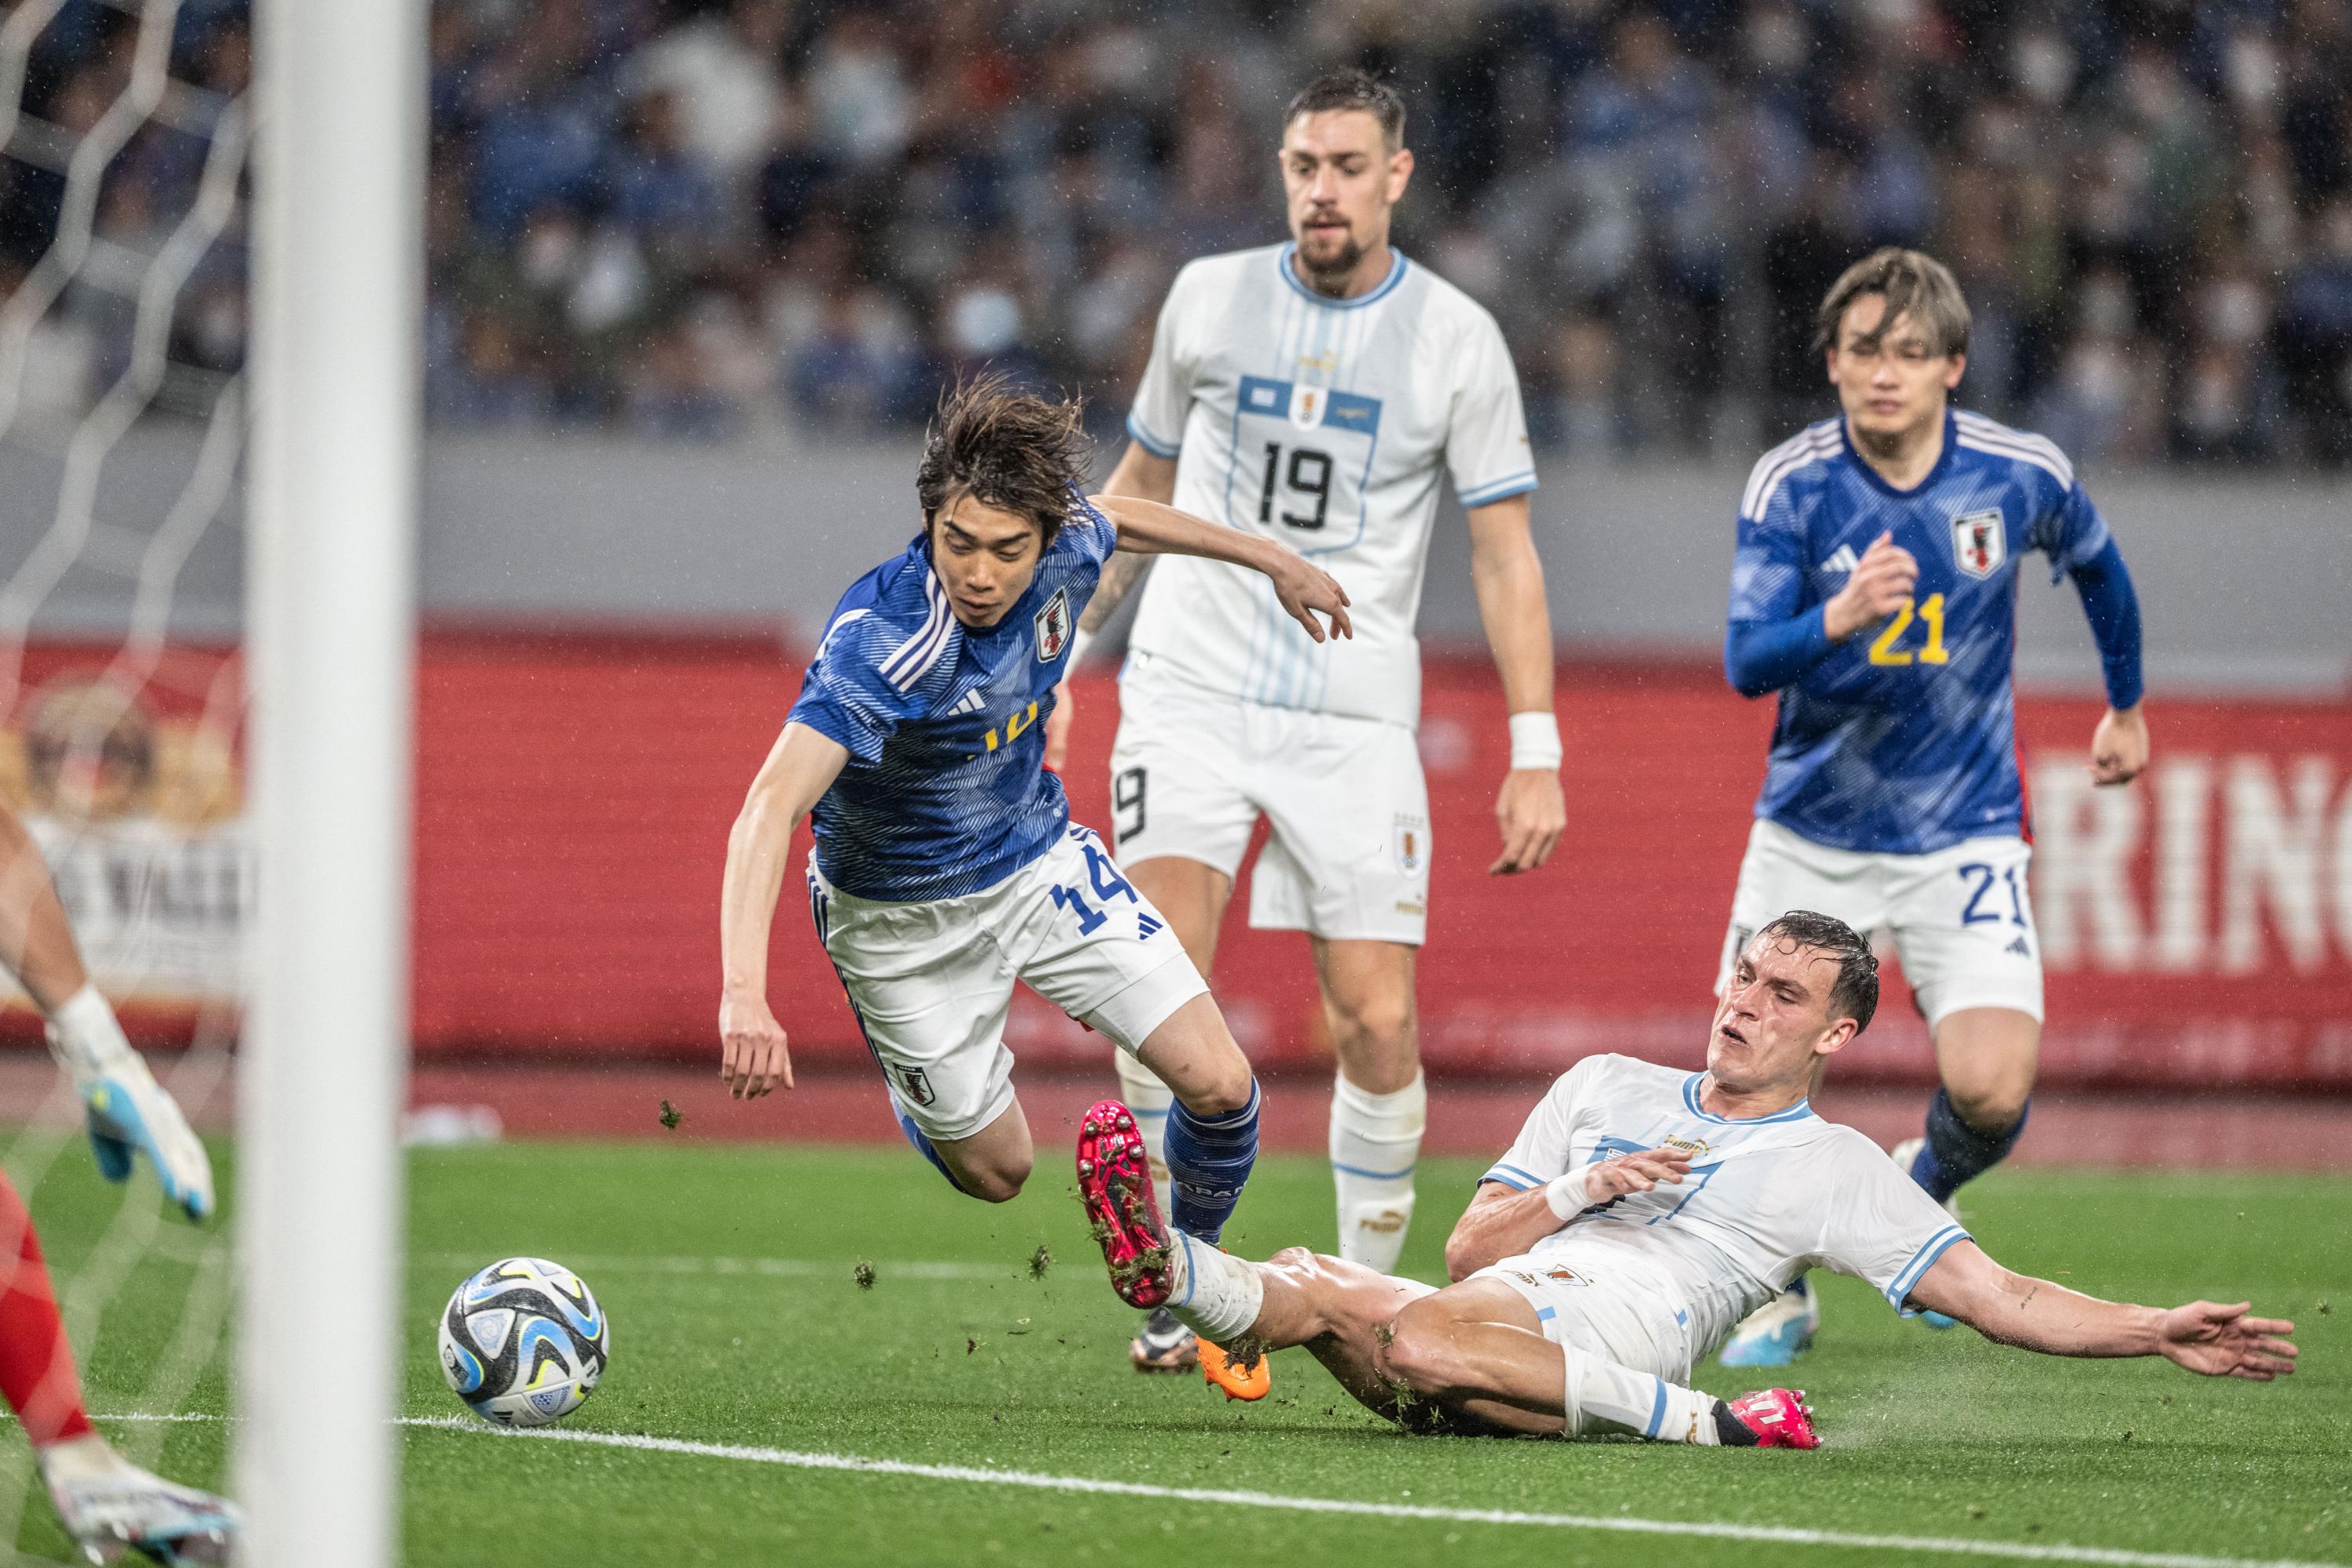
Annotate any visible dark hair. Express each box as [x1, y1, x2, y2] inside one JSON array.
[[1755, 910, 1880, 1035], [1813, 247, 1971, 358], [915, 376, 1091, 546], [1283, 67, 1406, 149]]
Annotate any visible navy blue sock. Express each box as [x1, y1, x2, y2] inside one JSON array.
[[1911, 1088, 2027, 1203], [1165, 1080, 1260, 1244], [893, 1105, 969, 1197]]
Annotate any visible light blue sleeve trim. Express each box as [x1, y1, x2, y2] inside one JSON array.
[[1479, 1163, 1543, 1190], [1457, 470, 1539, 509], [1643, 1377, 1668, 1439], [1125, 410, 1180, 459], [1885, 1225, 1971, 1312]]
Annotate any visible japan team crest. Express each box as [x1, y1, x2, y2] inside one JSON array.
[[1951, 509, 2006, 579], [1033, 587, 1071, 662]]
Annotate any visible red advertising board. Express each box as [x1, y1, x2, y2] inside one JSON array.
[[11, 635, 2350, 1089]]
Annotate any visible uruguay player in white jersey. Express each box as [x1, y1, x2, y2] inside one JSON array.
[[1046, 68, 1566, 1387], [1713, 249, 2150, 1367], [1074, 913, 2295, 1446], [716, 383, 1350, 1254]]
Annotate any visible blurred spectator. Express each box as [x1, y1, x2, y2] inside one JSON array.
[[13, 0, 2352, 461], [787, 285, 926, 432]]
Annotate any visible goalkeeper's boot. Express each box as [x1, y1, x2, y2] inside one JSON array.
[[1720, 1388, 1820, 1450], [38, 1436, 239, 1565], [1077, 1101, 1171, 1308], [46, 992, 213, 1223], [1889, 1138, 1960, 1329], [1719, 1275, 1816, 1366], [1200, 1338, 1271, 1402], [1130, 1307, 1199, 1373]]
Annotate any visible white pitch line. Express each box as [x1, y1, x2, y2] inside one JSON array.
[[408, 1253, 1007, 1281], [96, 1413, 2347, 1568]]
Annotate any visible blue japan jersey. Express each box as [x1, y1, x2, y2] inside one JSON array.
[[789, 497, 1116, 901], [1728, 410, 2111, 855]]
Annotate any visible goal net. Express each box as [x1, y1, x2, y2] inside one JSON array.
[[0, 2, 416, 1562]]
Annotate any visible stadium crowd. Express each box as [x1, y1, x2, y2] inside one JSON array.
[[6, 0, 2352, 462]]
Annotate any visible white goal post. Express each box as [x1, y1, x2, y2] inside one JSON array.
[[241, 2, 424, 1563]]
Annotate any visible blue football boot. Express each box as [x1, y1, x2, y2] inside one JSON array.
[[1719, 1276, 1818, 1367]]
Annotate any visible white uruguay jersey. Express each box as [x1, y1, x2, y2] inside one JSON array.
[[1480, 1054, 1969, 1356], [1122, 242, 1537, 729]]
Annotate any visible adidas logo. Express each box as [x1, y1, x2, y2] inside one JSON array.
[[2005, 936, 2032, 958], [1820, 544, 1860, 575], [946, 688, 988, 716], [1138, 913, 1164, 941]]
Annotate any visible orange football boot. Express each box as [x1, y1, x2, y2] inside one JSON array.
[[1199, 1338, 1271, 1402]]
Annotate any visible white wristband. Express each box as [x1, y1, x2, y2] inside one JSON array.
[[1542, 1169, 1593, 1221], [1508, 711, 1563, 771], [1066, 626, 1096, 670]]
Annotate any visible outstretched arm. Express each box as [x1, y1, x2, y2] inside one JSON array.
[[1909, 1240, 2296, 1379], [718, 723, 850, 1099], [1443, 1146, 1693, 1281], [1089, 493, 1352, 642], [1466, 495, 1566, 875]]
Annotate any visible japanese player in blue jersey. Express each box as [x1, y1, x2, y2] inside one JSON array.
[[1713, 250, 2148, 1367], [717, 381, 1351, 1244]]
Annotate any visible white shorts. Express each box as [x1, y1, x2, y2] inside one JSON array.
[[1107, 659, 1430, 945], [811, 823, 1208, 1142], [1716, 818, 2044, 1027], [1472, 1251, 1697, 1392]]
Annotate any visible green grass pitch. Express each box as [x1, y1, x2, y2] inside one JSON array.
[[8, 1127, 2348, 1566]]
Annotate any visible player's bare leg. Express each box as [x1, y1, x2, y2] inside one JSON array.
[[927, 1100, 1036, 1203], [1115, 855, 1234, 1201], [1073, 1189, 1819, 1449], [1370, 1281, 1814, 1446], [1928, 1007, 2038, 1153], [1132, 993, 1265, 1392], [1310, 938, 1425, 1273], [1112, 855, 1235, 1374]]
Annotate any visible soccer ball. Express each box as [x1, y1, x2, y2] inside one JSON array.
[[437, 1257, 609, 1427]]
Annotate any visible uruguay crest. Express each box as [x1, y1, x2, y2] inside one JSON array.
[[1033, 587, 1071, 662], [1951, 509, 2006, 579], [1393, 815, 1426, 874], [1287, 383, 1327, 430]]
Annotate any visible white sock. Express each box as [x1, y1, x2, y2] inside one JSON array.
[[1112, 1051, 1176, 1220], [44, 985, 136, 1084], [1559, 1341, 1720, 1443], [1163, 1228, 1264, 1346], [1330, 1070, 1425, 1272]]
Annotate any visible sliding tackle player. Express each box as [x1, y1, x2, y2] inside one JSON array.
[[1076, 912, 2293, 1446]]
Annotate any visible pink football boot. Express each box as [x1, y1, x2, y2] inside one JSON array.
[[1076, 1100, 1172, 1308], [1724, 1388, 1820, 1449]]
